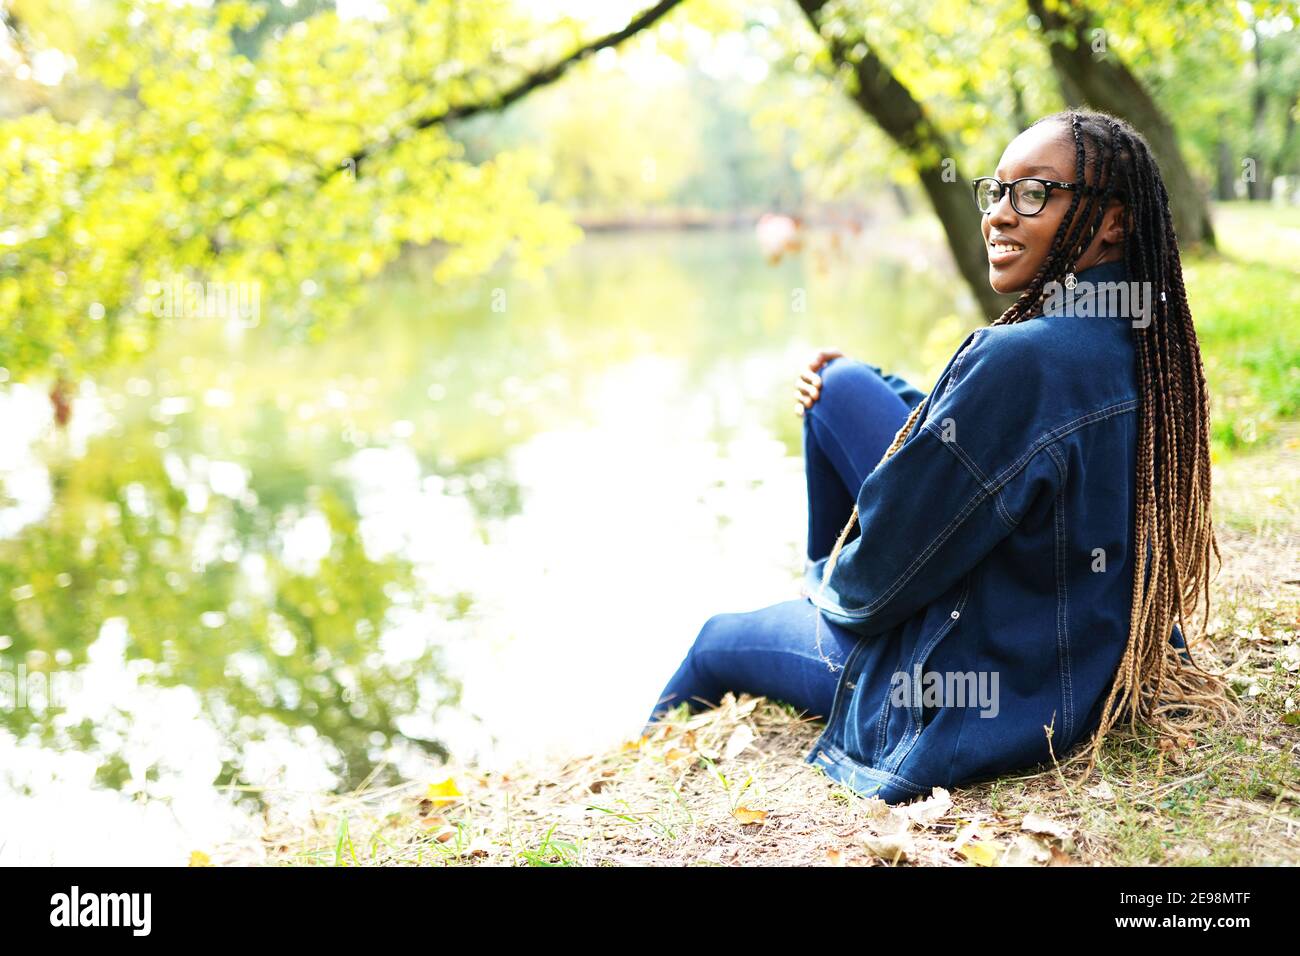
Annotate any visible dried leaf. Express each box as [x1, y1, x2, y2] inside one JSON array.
[[876, 813, 913, 838], [722, 724, 756, 762], [861, 796, 893, 820], [861, 830, 915, 863], [951, 820, 987, 849], [732, 805, 769, 825], [958, 841, 1002, 866], [1021, 812, 1073, 844], [1002, 833, 1053, 866], [1085, 779, 1117, 801], [897, 787, 952, 827], [1048, 846, 1075, 866]]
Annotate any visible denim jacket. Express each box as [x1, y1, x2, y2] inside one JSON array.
[[801, 258, 1169, 803]]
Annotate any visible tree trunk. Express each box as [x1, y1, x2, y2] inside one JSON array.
[[1215, 137, 1238, 201], [1248, 21, 1270, 201], [796, 0, 1013, 323], [1009, 74, 1031, 131], [1026, 0, 1216, 248]]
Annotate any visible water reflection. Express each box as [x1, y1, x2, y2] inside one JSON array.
[[0, 389, 463, 799], [0, 227, 972, 862]]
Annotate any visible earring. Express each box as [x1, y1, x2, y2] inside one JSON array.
[[1065, 270, 1077, 289]]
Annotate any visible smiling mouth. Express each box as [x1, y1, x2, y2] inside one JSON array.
[[988, 240, 1026, 265]]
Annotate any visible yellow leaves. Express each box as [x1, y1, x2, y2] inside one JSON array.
[[1, 0, 595, 384], [957, 841, 1000, 866], [838, 787, 1079, 867], [950, 810, 1076, 866], [426, 776, 463, 807], [188, 850, 212, 867], [214, 0, 268, 34], [731, 805, 768, 825], [623, 734, 649, 752], [663, 747, 694, 767]]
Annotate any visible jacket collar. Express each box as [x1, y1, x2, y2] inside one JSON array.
[[1035, 257, 1137, 320], [1072, 257, 1128, 285]]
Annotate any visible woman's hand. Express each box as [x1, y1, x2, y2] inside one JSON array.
[[795, 348, 844, 416]]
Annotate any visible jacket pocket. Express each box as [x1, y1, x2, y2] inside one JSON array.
[[877, 574, 972, 774]]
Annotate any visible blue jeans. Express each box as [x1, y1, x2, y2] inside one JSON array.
[[643, 358, 915, 733]]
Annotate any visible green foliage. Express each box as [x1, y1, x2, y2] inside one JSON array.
[[1, 0, 583, 382], [1191, 203, 1300, 453]]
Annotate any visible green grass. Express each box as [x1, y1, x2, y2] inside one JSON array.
[[1191, 202, 1300, 455]]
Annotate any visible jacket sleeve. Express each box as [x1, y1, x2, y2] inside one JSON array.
[[862, 363, 927, 410], [803, 329, 1061, 636]]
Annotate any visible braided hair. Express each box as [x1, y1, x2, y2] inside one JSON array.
[[812, 108, 1238, 784]]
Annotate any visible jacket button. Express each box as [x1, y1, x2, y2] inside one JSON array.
[[950, 610, 961, 620]]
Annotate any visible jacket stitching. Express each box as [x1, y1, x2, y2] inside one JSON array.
[[988, 399, 1136, 488], [926, 423, 992, 488], [928, 430, 1019, 533], [828, 636, 869, 757], [993, 491, 1017, 530], [872, 674, 891, 766], [940, 331, 980, 401], [884, 577, 971, 775], [1045, 442, 1075, 744], [908, 333, 971, 434], [817, 741, 929, 795]]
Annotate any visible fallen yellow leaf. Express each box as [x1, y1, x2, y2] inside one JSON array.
[[427, 777, 463, 805], [958, 841, 1001, 866], [188, 850, 212, 867], [732, 806, 769, 825]]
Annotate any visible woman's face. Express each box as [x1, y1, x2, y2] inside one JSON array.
[[981, 119, 1125, 294]]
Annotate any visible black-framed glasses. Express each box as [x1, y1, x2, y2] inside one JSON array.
[[971, 176, 1091, 216]]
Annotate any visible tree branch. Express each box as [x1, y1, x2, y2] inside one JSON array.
[[216, 0, 686, 229], [341, 0, 687, 179]]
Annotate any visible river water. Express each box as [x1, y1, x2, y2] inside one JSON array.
[[0, 225, 975, 863]]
